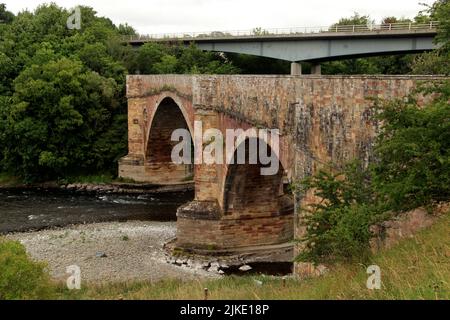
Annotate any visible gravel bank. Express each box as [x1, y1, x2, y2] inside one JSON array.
[[6, 221, 215, 283]]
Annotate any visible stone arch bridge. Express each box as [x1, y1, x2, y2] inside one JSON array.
[[119, 75, 440, 254]]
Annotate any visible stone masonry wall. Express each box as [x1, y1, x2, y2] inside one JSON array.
[[177, 214, 293, 249]]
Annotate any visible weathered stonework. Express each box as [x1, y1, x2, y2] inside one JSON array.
[[119, 74, 445, 273], [370, 203, 449, 252]]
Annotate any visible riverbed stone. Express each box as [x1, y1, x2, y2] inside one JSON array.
[[239, 265, 252, 272]]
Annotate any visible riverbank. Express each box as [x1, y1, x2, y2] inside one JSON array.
[[6, 221, 216, 283], [0, 180, 194, 195]]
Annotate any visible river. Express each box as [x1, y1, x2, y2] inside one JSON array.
[[0, 188, 194, 234]]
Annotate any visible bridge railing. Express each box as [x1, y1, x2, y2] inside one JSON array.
[[124, 21, 439, 42]]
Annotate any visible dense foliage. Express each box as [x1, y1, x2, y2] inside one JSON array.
[[411, 0, 450, 75], [0, 4, 237, 182], [372, 83, 450, 211], [294, 162, 383, 263]]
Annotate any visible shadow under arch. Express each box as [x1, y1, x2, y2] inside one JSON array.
[[223, 137, 293, 223], [145, 97, 193, 183]]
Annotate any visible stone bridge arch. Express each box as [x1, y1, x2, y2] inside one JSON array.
[[221, 137, 294, 244], [221, 134, 292, 214], [145, 92, 195, 140], [119, 86, 195, 183], [144, 95, 194, 183]]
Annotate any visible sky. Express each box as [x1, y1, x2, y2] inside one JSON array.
[[4, 0, 434, 35]]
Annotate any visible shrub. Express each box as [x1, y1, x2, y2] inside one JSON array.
[[372, 81, 450, 211], [0, 239, 53, 299], [293, 162, 385, 264]]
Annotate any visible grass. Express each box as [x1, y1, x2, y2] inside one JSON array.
[[55, 213, 449, 300]]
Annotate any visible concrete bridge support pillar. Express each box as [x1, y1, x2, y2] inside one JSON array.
[[311, 63, 321, 75], [290, 62, 302, 75]]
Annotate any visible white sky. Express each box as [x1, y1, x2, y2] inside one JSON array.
[[4, 0, 434, 35]]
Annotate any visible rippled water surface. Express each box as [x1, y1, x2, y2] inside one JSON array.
[[0, 189, 194, 234]]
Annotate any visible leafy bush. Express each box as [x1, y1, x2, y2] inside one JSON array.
[[372, 81, 450, 212], [0, 239, 53, 299], [293, 162, 385, 264]]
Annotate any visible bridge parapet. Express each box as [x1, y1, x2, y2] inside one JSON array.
[[124, 21, 439, 42]]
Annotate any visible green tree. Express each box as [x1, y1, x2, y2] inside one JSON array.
[[2, 53, 121, 180], [0, 3, 14, 24], [411, 0, 450, 75], [0, 3, 240, 181], [117, 23, 136, 36], [134, 42, 165, 74], [0, 4, 128, 181], [154, 55, 178, 74], [331, 12, 374, 27]]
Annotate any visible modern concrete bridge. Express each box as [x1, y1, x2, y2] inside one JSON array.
[[118, 74, 443, 263], [125, 22, 439, 74]]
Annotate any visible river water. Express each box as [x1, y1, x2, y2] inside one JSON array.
[[0, 189, 194, 234]]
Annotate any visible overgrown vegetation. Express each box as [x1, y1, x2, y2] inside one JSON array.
[[372, 82, 450, 212], [411, 0, 450, 75], [0, 239, 53, 299], [293, 162, 383, 264]]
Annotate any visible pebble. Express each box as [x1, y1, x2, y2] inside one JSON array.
[[95, 251, 107, 258]]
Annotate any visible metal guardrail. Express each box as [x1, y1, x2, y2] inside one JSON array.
[[125, 21, 439, 42]]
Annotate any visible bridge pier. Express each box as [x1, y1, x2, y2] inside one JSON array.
[[311, 63, 321, 75], [290, 62, 302, 75]]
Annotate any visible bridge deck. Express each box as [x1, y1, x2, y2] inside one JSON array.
[[125, 22, 439, 66]]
